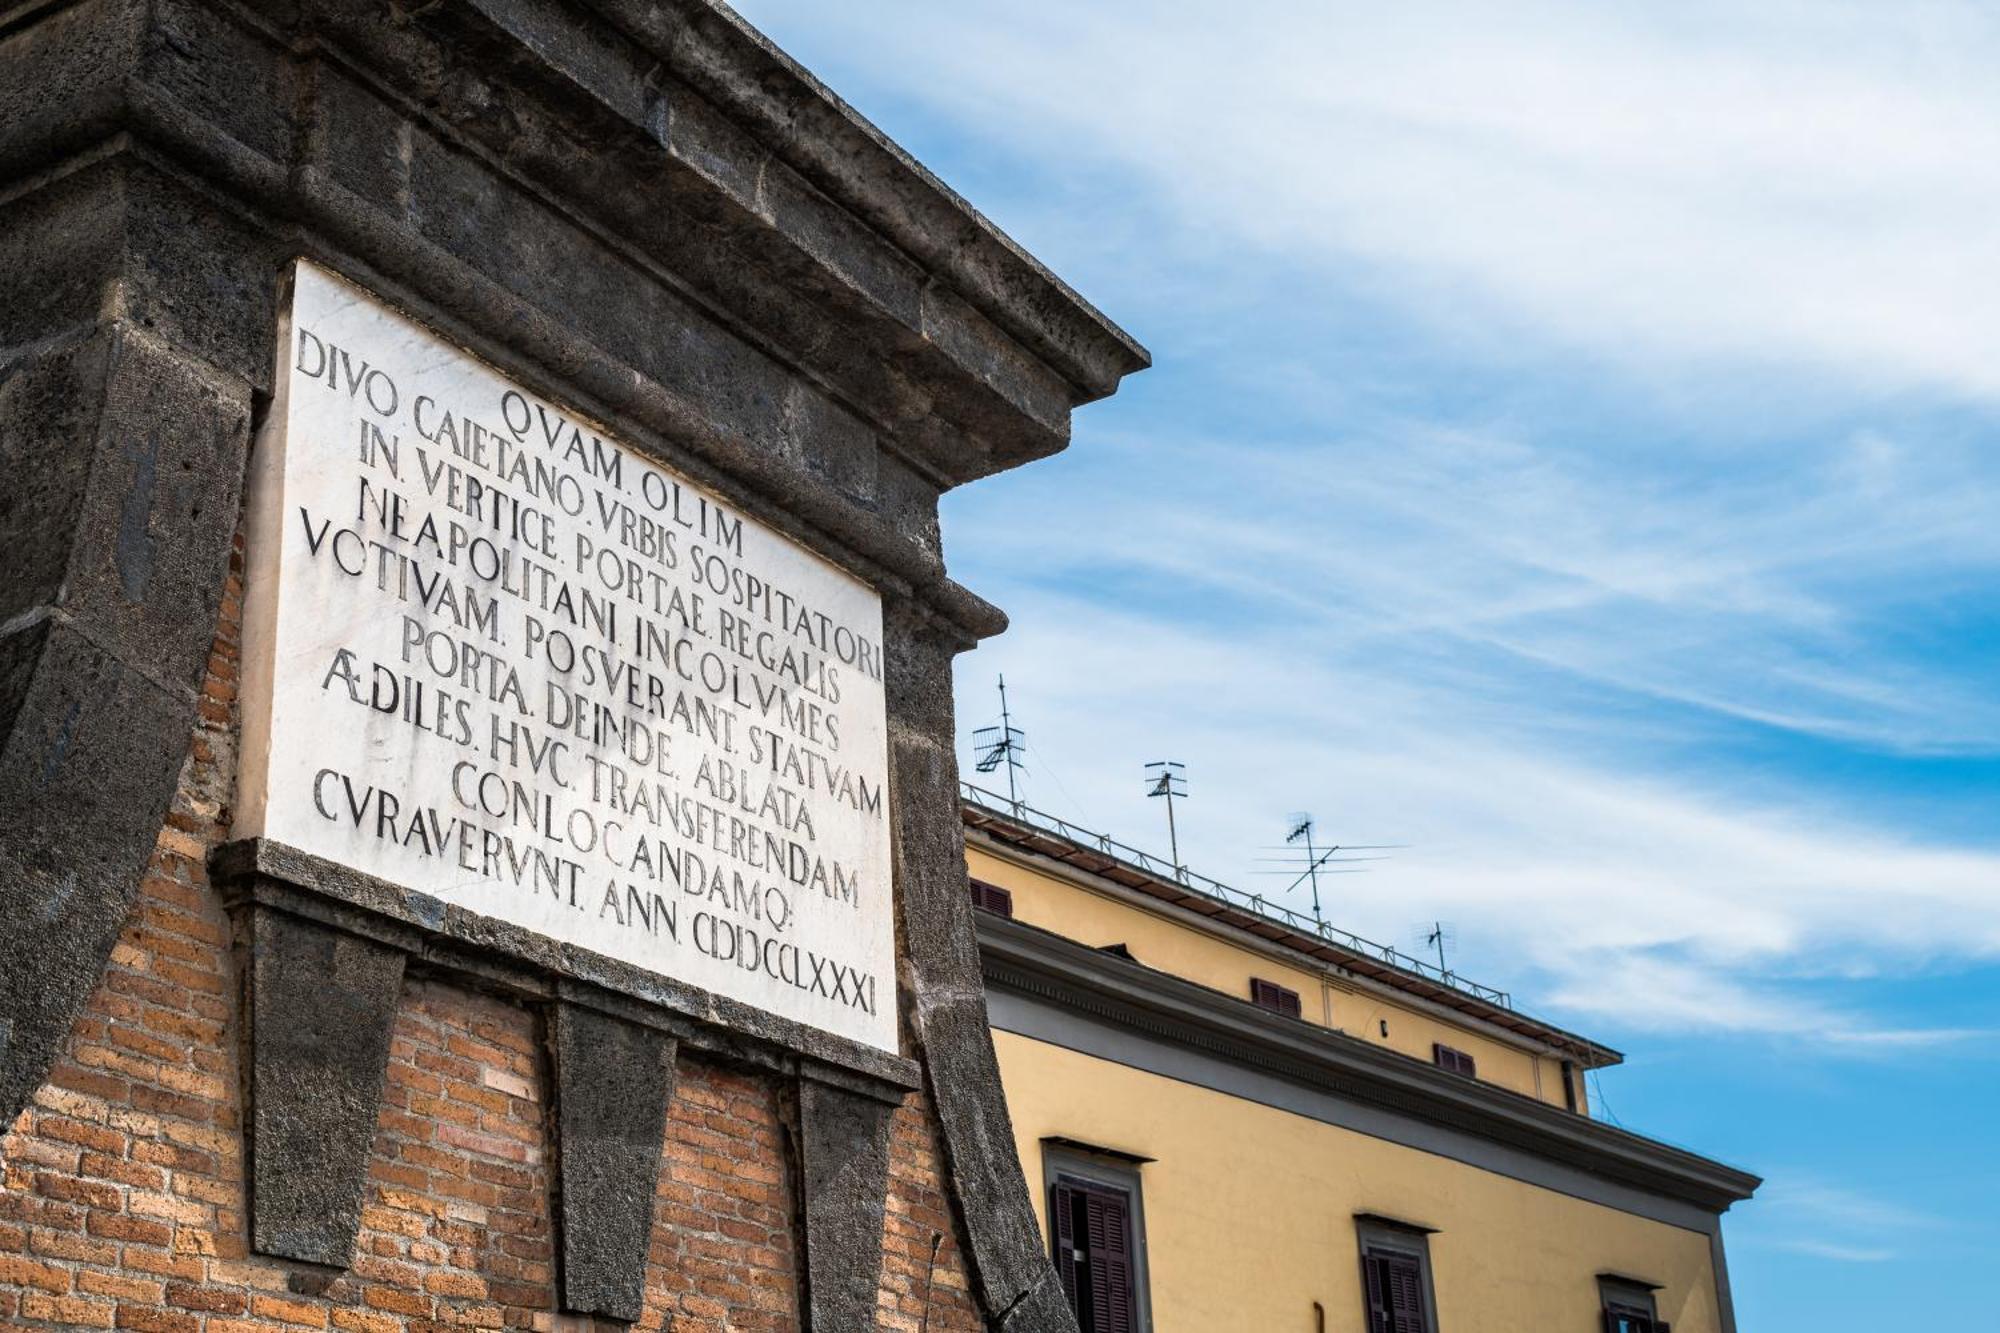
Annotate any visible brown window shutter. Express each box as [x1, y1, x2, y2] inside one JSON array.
[[1432, 1043, 1476, 1078], [1363, 1249, 1427, 1333], [970, 880, 1014, 917], [1083, 1187, 1135, 1333], [1250, 977, 1303, 1018]]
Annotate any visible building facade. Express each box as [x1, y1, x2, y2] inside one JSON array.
[[963, 788, 1759, 1333]]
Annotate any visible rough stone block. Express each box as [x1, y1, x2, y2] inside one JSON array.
[[0, 618, 194, 1128], [998, 1271, 1084, 1333], [0, 325, 249, 693], [246, 906, 406, 1267], [798, 1078, 897, 1332], [550, 1003, 677, 1321], [0, 160, 123, 354], [917, 997, 1063, 1322], [891, 732, 983, 984]]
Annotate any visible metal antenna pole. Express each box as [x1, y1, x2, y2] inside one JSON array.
[[971, 676, 1027, 813], [1146, 762, 1187, 881], [997, 675, 1018, 809], [1287, 816, 1321, 922]]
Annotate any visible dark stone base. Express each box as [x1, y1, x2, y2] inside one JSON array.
[[245, 906, 406, 1267], [798, 1078, 896, 1331], [551, 1003, 678, 1321]]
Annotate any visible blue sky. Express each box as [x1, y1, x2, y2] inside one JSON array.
[[734, 2, 2000, 1324]]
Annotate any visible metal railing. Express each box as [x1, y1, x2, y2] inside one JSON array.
[[960, 781, 1513, 1010]]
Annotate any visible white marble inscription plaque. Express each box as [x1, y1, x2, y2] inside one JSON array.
[[236, 261, 897, 1053]]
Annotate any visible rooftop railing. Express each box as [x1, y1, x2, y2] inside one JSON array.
[[960, 781, 1513, 1010]]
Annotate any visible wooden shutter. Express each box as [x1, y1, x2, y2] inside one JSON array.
[[1432, 1043, 1476, 1078], [1082, 1184, 1136, 1333], [1363, 1247, 1427, 1333], [1050, 1181, 1081, 1315], [970, 880, 1014, 917], [1250, 977, 1303, 1018], [1383, 1251, 1426, 1333], [1362, 1254, 1392, 1333]]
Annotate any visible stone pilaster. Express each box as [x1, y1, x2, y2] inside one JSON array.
[[884, 597, 1080, 1330]]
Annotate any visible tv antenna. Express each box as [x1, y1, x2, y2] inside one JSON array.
[[1416, 920, 1456, 976], [971, 675, 1026, 810], [1252, 814, 1398, 924], [1145, 762, 1187, 880]]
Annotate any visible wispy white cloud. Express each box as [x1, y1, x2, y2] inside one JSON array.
[[739, 0, 2000, 400], [949, 577, 2000, 1044], [1742, 1178, 1943, 1263], [1771, 1240, 1896, 1264]]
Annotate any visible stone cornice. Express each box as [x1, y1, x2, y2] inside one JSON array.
[[581, 0, 1154, 404], [978, 913, 1761, 1214]]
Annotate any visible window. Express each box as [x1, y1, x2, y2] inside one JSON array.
[[1356, 1218, 1439, 1333], [1432, 1043, 1477, 1078], [1599, 1277, 1667, 1333], [969, 879, 1014, 917], [1250, 977, 1303, 1018], [1044, 1146, 1151, 1332]]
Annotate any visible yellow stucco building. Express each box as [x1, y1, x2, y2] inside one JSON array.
[[962, 786, 1758, 1333]]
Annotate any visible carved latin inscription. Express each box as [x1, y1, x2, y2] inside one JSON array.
[[236, 261, 897, 1053]]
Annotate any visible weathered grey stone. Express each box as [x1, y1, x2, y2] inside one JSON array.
[[882, 603, 1079, 1330], [0, 319, 248, 1132], [797, 1078, 897, 1331], [917, 997, 1075, 1328], [550, 1003, 678, 1321], [0, 619, 195, 1127], [245, 906, 406, 1267], [889, 727, 985, 984], [0, 325, 249, 689], [997, 1272, 1085, 1332]]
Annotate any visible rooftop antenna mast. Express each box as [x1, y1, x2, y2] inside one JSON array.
[[1287, 816, 1325, 923], [1146, 761, 1188, 882], [971, 675, 1026, 812], [1420, 920, 1456, 977], [1256, 816, 1398, 924]]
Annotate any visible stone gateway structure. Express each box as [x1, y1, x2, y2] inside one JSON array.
[[0, 3, 1146, 1330]]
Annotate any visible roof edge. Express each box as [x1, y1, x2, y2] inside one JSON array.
[[962, 797, 1621, 1068], [588, 0, 1152, 402], [980, 914, 1761, 1214]]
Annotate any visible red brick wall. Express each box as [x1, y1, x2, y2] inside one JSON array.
[[0, 540, 991, 1331]]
